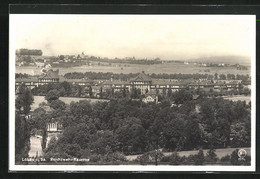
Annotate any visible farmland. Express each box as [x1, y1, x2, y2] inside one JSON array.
[[16, 61, 251, 76]]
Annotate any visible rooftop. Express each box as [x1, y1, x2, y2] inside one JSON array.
[[39, 70, 59, 79], [130, 72, 152, 82]]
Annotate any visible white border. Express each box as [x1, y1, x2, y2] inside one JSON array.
[[9, 14, 256, 172]]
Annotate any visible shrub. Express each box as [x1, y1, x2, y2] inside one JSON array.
[[205, 148, 218, 162], [105, 152, 127, 164], [230, 149, 240, 165], [136, 150, 164, 165], [220, 154, 231, 162], [194, 149, 204, 165]]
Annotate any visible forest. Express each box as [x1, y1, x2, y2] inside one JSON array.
[[20, 88, 250, 164], [15, 48, 43, 56]]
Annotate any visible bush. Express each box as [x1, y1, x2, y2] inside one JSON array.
[[105, 152, 127, 164], [205, 148, 218, 162], [194, 149, 205, 165], [220, 154, 231, 162], [162, 151, 182, 165], [136, 150, 164, 165], [230, 149, 240, 165], [89, 152, 127, 164]]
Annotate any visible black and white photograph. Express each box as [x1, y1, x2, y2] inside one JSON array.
[[9, 14, 256, 171]]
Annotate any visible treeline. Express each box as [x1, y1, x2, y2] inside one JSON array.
[[32, 82, 82, 97], [84, 56, 162, 65], [16, 73, 31, 78], [64, 71, 250, 82], [28, 89, 251, 162], [136, 148, 250, 165], [16, 48, 43, 56]]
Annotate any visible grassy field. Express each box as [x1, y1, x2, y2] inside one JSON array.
[[223, 95, 251, 104], [125, 147, 251, 161], [16, 62, 250, 76], [31, 96, 109, 111]]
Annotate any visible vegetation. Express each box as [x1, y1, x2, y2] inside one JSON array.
[[16, 48, 43, 56], [15, 84, 34, 163], [63, 71, 250, 82], [26, 87, 251, 164]]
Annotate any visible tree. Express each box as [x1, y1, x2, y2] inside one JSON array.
[[50, 99, 66, 110], [59, 81, 72, 96], [59, 55, 65, 61], [89, 86, 93, 97], [230, 149, 240, 165], [219, 74, 227, 80], [45, 89, 60, 103], [70, 100, 92, 118], [162, 117, 186, 151], [115, 117, 146, 154], [173, 89, 193, 105], [15, 112, 31, 163], [205, 148, 218, 162], [15, 84, 34, 115], [184, 114, 202, 150], [194, 149, 204, 165], [230, 122, 250, 147], [214, 73, 218, 80]]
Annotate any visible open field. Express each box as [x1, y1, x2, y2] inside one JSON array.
[[31, 96, 109, 111], [16, 62, 250, 76], [223, 95, 251, 104], [125, 147, 251, 161]]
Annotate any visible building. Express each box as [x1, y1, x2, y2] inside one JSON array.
[[38, 69, 59, 85], [102, 80, 131, 93], [15, 70, 246, 97], [47, 122, 63, 132], [91, 86, 102, 97], [60, 77, 94, 86], [129, 72, 153, 94], [15, 77, 38, 92], [142, 91, 158, 103]]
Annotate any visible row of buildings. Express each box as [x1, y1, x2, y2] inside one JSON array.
[[16, 70, 247, 98]]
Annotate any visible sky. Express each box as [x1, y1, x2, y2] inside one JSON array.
[[10, 14, 255, 61]]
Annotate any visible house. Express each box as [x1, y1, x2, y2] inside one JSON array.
[[142, 91, 158, 103], [38, 69, 59, 85], [47, 122, 63, 132]]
